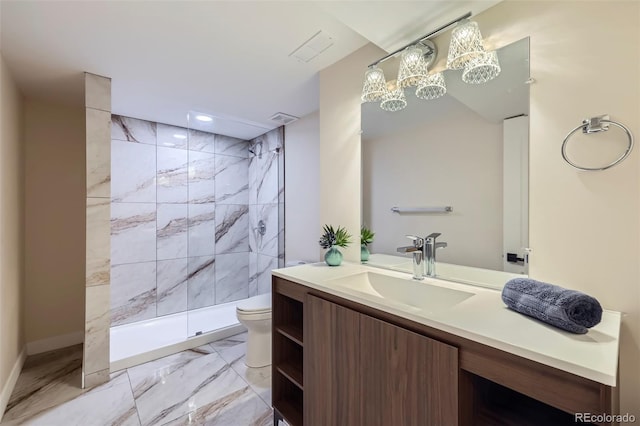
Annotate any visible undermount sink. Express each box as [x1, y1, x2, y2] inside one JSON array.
[[325, 271, 475, 314]]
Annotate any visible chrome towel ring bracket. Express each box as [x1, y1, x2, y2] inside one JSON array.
[[561, 115, 634, 171]]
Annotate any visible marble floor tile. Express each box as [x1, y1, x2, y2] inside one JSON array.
[[160, 386, 271, 426], [213, 339, 272, 408], [127, 346, 248, 426], [2, 372, 140, 426], [209, 332, 247, 353], [1, 334, 272, 426], [231, 356, 272, 407], [2, 346, 84, 422]]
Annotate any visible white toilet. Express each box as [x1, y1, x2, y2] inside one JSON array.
[[236, 293, 272, 368]]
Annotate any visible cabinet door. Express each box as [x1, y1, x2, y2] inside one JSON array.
[[304, 294, 360, 426], [360, 314, 459, 426]]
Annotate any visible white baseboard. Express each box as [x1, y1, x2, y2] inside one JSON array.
[[26, 331, 84, 356], [0, 346, 27, 422]]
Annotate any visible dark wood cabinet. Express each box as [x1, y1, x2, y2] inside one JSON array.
[[273, 276, 615, 426], [304, 294, 458, 426], [359, 313, 458, 426], [304, 294, 360, 426]]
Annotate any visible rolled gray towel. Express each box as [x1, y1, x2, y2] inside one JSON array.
[[501, 278, 603, 334]]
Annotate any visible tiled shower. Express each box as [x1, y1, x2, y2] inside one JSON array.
[[109, 115, 284, 363]]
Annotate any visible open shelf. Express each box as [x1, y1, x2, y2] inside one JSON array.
[[469, 373, 596, 426], [275, 398, 303, 426], [273, 280, 305, 426], [276, 324, 303, 346], [277, 360, 303, 390]]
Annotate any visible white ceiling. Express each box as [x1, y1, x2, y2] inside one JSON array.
[[1, 1, 502, 139]]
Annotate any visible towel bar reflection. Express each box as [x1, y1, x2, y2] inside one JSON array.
[[391, 206, 453, 214]]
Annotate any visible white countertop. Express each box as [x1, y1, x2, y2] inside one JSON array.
[[272, 262, 621, 386]]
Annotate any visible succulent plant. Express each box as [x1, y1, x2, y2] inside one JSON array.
[[319, 225, 352, 249], [361, 226, 375, 246]]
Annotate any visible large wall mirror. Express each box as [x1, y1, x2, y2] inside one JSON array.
[[362, 37, 530, 277]]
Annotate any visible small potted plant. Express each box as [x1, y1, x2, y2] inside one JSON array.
[[360, 226, 375, 262], [319, 225, 352, 266]]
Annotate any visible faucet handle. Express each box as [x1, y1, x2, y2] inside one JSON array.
[[405, 235, 424, 248], [426, 232, 441, 240]]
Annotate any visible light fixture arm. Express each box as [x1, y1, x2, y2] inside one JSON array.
[[368, 11, 472, 68]]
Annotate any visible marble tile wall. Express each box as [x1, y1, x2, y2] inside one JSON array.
[[84, 73, 112, 388], [110, 116, 282, 332], [248, 127, 285, 297]]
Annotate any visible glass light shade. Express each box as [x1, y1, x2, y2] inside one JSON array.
[[462, 50, 501, 84], [446, 19, 485, 70], [361, 66, 387, 102], [397, 45, 429, 88], [380, 86, 407, 112], [415, 72, 447, 100]]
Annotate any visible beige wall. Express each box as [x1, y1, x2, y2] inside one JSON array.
[[319, 1, 640, 414], [284, 111, 322, 263], [24, 100, 86, 343], [319, 43, 385, 261], [0, 54, 25, 397]]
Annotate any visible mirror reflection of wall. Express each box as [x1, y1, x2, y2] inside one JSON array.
[[362, 37, 530, 274]]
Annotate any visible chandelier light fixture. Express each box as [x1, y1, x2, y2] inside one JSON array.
[[446, 19, 485, 70], [416, 72, 447, 100], [397, 45, 429, 88], [380, 82, 407, 112], [462, 50, 501, 84], [360, 12, 501, 112], [360, 66, 387, 102]]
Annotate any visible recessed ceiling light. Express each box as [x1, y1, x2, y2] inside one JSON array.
[[195, 114, 213, 122], [173, 134, 187, 139]]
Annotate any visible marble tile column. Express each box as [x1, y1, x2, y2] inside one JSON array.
[[83, 72, 112, 388]]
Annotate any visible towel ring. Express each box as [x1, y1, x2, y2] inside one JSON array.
[[561, 115, 634, 171]]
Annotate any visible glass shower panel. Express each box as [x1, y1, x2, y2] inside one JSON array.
[[185, 112, 284, 337]]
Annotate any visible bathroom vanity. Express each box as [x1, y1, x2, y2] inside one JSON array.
[[271, 263, 621, 426]]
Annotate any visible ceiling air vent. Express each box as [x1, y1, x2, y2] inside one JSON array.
[[289, 30, 334, 63], [270, 112, 299, 125]]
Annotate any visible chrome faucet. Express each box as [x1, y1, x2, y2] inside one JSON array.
[[397, 235, 425, 280], [424, 232, 447, 277]]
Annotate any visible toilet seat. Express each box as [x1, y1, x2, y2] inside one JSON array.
[[237, 310, 271, 321], [236, 293, 272, 315]]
